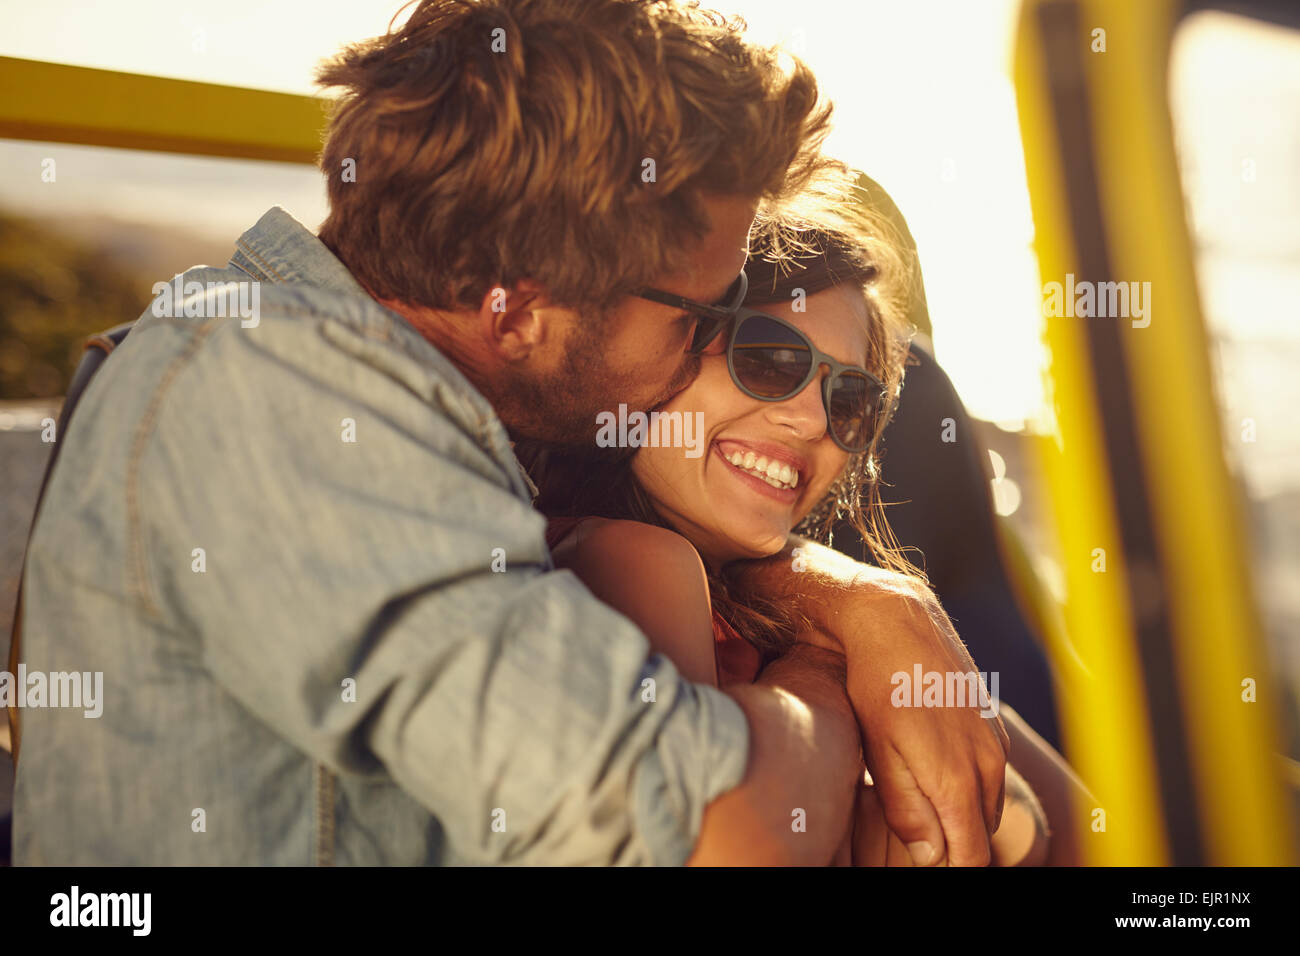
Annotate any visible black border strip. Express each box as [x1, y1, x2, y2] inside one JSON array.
[[1036, 0, 1204, 863]]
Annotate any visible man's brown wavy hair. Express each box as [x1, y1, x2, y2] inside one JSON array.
[[315, 0, 849, 314]]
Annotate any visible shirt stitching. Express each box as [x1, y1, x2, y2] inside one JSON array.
[[234, 239, 289, 284], [315, 763, 336, 866], [125, 320, 220, 618]]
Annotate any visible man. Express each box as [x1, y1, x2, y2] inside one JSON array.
[[11, 0, 1005, 865]]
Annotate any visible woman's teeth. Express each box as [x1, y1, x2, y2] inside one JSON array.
[[723, 450, 799, 490]]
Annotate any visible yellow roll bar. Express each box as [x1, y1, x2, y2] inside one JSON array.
[[1014, 0, 1296, 864], [0, 56, 327, 164]]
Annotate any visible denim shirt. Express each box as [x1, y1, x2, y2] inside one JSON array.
[[12, 206, 749, 866]]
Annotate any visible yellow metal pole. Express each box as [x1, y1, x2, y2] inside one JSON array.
[[1084, 0, 1295, 865], [1014, 0, 1297, 865], [1015, 0, 1169, 866], [0, 56, 326, 164]]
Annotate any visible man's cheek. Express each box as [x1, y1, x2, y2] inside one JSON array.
[[675, 354, 703, 391]]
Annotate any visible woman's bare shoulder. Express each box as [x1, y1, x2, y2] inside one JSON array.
[[577, 518, 693, 551], [562, 519, 705, 585], [551, 519, 717, 680]]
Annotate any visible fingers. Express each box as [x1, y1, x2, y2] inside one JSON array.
[[990, 710, 1011, 756], [834, 576, 1011, 868], [932, 608, 1010, 839], [862, 707, 1002, 865], [988, 767, 1006, 836], [851, 780, 889, 866], [934, 709, 1001, 865], [936, 767, 993, 866], [981, 714, 1010, 834], [865, 742, 947, 866]]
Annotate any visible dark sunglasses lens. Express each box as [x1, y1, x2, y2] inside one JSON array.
[[731, 314, 812, 398], [828, 371, 879, 451]]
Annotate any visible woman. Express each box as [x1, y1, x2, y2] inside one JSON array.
[[518, 213, 1090, 865]]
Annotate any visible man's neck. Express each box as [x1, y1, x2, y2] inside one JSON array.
[[375, 294, 495, 394]]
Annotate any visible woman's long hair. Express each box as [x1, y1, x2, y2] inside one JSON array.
[[517, 214, 919, 663]]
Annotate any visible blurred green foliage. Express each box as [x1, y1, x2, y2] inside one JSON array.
[[0, 213, 150, 399]]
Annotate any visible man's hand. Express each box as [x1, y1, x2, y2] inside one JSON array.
[[733, 537, 1010, 866]]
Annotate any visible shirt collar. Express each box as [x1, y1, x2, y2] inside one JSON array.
[[229, 206, 369, 299], [510, 443, 541, 502]]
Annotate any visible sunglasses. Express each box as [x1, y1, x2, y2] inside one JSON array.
[[633, 270, 751, 355], [632, 270, 890, 453]]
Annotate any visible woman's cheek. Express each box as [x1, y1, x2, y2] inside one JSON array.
[[633, 447, 687, 505], [798, 474, 838, 520], [808, 453, 849, 503]]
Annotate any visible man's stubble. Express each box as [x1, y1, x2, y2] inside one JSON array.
[[500, 316, 702, 450]]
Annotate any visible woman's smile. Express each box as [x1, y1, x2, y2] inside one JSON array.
[[712, 439, 803, 501], [714, 438, 805, 490]]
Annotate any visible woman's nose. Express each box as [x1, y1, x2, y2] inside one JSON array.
[[765, 368, 829, 442]]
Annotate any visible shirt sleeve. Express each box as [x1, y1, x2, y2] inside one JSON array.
[[137, 318, 750, 865]]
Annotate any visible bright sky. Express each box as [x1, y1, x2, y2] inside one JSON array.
[[1, 0, 1296, 441]]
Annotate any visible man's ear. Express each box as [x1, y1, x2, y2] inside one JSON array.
[[477, 279, 555, 362]]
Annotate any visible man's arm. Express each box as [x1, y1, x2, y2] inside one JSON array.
[[137, 318, 755, 866], [733, 537, 1010, 866], [689, 643, 861, 866]]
